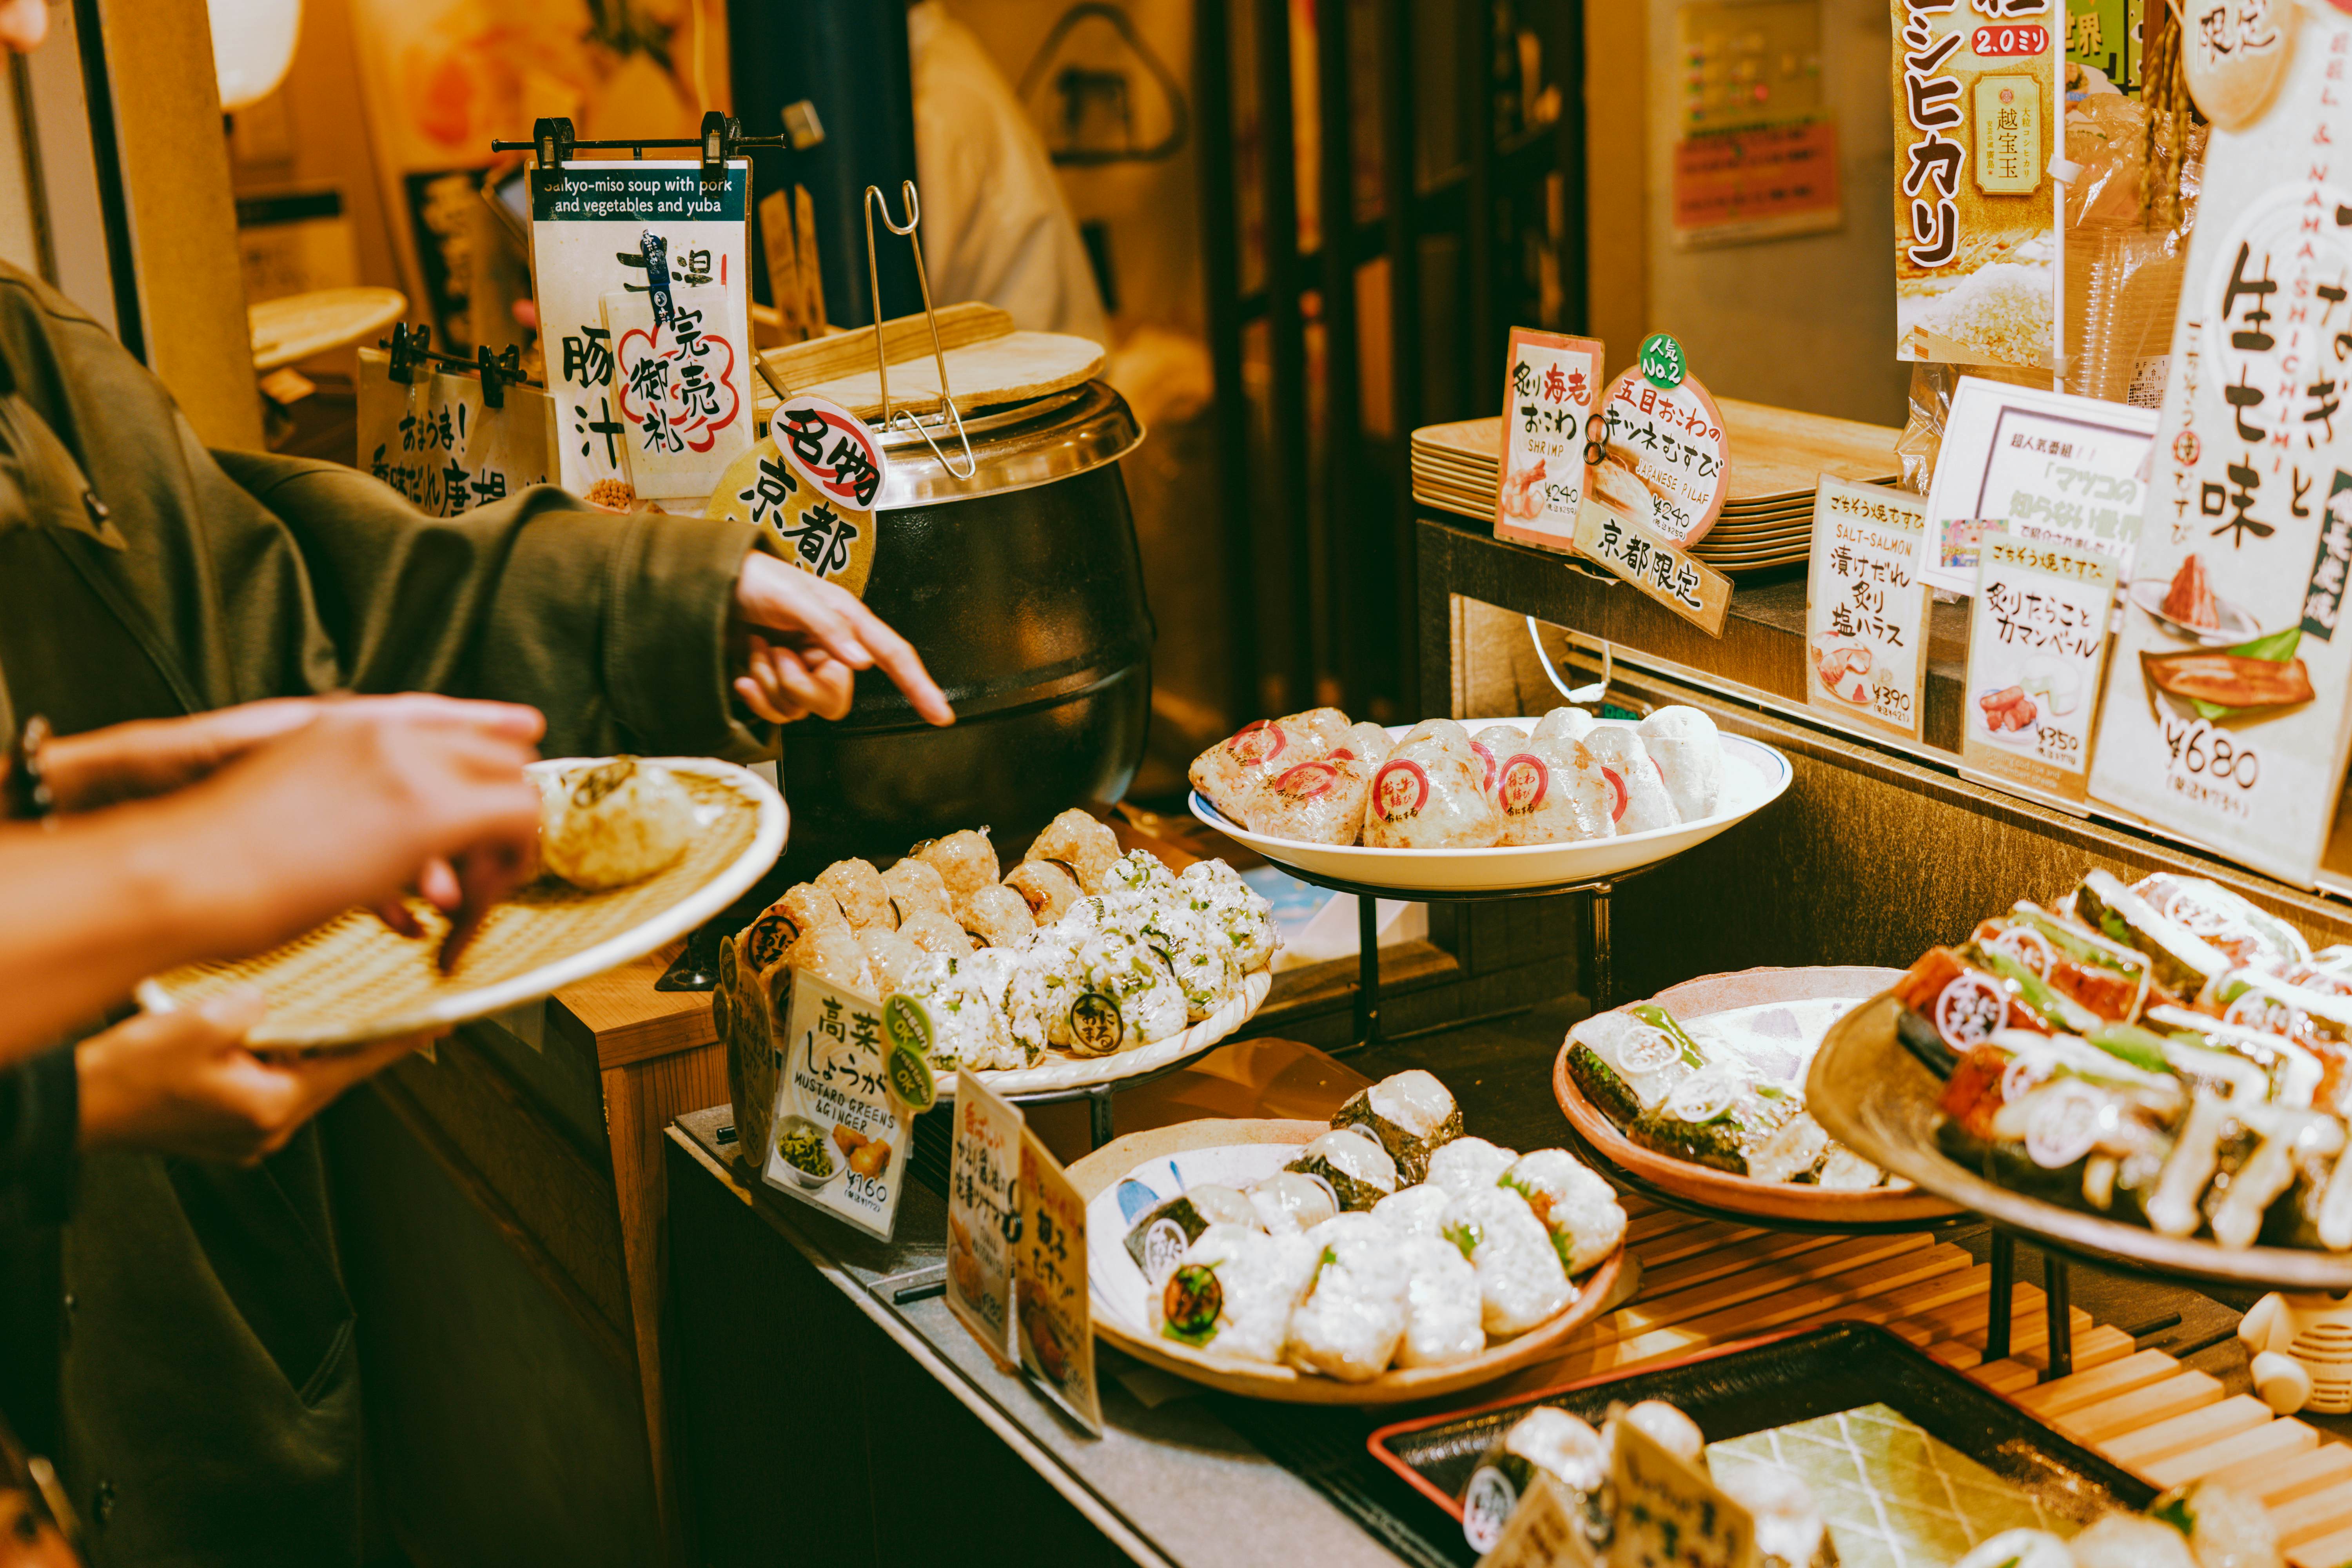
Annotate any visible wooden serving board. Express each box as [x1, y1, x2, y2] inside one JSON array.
[[790, 331, 1105, 419], [1494, 1187, 2352, 1564], [757, 301, 1012, 389]]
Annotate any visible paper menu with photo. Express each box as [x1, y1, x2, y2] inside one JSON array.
[[1493, 328, 1604, 552], [598, 285, 754, 501], [1917, 376, 2158, 595], [760, 969, 911, 1242], [946, 1071, 1023, 1368], [1806, 478, 1932, 740], [2087, 8, 2352, 886], [1962, 531, 2114, 809], [529, 159, 750, 501]]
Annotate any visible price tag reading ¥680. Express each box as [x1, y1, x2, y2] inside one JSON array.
[[1806, 477, 1932, 741], [1016, 1128, 1102, 1434], [1963, 530, 2116, 811], [946, 1071, 1024, 1367], [760, 969, 912, 1241]]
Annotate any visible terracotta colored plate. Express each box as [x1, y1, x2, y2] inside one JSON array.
[[1552, 967, 1963, 1226], [1067, 1118, 1639, 1406]]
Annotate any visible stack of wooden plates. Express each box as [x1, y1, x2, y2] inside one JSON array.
[[1411, 399, 1904, 574]]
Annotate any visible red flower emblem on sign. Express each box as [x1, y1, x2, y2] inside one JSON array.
[[614, 320, 741, 456]]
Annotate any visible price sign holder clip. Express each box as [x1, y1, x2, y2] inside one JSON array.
[[381, 323, 538, 410]]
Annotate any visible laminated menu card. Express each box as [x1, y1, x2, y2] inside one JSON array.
[[1494, 327, 1605, 552], [1806, 477, 1932, 740], [1475, 1472, 1598, 1568], [760, 969, 914, 1242], [2087, 5, 2352, 886], [945, 1071, 1023, 1368], [1964, 530, 2115, 810], [1609, 1416, 1758, 1568], [1016, 1127, 1102, 1434], [529, 159, 750, 502]]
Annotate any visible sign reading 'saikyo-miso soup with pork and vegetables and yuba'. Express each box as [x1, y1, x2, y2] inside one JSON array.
[[2089, 4, 2352, 886]]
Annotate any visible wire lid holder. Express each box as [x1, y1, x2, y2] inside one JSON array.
[[862, 181, 976, 479]]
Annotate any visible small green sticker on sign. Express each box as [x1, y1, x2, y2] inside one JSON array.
[[1639, 333, 1686, 390], [887, 1041, 936, 1115], [884, 993, 934, 1059]]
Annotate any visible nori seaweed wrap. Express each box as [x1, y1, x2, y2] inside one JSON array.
[[1286, 1126, 1399, 1212], [1123, 1184, 1258, 1285], [1331, 1069, 1463, 1184]]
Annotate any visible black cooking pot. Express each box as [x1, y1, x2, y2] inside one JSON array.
[[771, 380, 1152, 886]]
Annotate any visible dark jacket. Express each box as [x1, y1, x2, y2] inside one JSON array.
[[0, 263, 763, 1566]]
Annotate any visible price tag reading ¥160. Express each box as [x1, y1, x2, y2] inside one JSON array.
[[1963, 530, 2116, 811], [1474, 1473, 1598, 1568], [1806, 477, 1932, 741], [1610, 1416, 1758, 1568], [1494, 327, 1605, 554], [760, 969, 912, 1241], [946, 1071, 1024, 1368], [1016, 1127, 1102, 1434]]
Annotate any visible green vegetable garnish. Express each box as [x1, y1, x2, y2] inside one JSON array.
[[1444, 1221, 1481, 1260], [1629, 1004, 1709, 1069], [2151, 1494, 2196, 1537], [1160, 1264, 1223, 1346]]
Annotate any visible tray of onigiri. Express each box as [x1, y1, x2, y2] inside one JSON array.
[[1066, 1070, 1637, 1405], [1187, 705, 1793, 893]]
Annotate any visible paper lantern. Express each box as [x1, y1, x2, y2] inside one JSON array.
[[208, 0, 301, 112]]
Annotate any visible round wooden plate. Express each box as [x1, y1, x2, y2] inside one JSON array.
[[1553, 967, 1962, 1226], [1806, 991, 2352, 1290], [1069, 1118, 1638, 1406]]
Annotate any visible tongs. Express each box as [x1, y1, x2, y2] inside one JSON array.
[[863, 181, 977, 479]]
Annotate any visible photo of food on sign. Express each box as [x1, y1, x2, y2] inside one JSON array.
[[2125, 548, 2318, 725], [1586, 358, 1729, 548]]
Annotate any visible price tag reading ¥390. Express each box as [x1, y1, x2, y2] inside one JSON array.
[[1806, 477, 1932, 741]]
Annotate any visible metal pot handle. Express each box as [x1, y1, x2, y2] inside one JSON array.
[[864, 181, 978, 480]]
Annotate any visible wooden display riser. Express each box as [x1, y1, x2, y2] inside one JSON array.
[[1501, 1192, 2352, 1563]]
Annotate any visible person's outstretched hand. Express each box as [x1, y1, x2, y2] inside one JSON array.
[[732, 552, 954, 728], [76, 990, 428, 1165]]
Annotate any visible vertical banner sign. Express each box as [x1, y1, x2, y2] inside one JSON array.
[[1609, 1417, 1759, 1568], [1891, 1, 2061, 371], [1965, 530, 2115, 808], [1807, 478, 1933, 740], [1016, 1129, 1102, 1434], [1493, 327, 1605, 552], [529, 160, 750, 503], [946, 1071, 1025, 1368], [355, 348, 557, 516], [760, 970, 912, 1242], [2089, 9, 2352, 886], [1918, 377, 2159, 595]]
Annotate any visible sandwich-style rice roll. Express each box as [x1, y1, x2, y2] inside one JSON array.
[[1244, 754, 1371, 846], [1152, 1223, 1319, 1363], [1372, 1183, 1452, 1242], [1639, 706, 1723, 823], [1003, 858, 1083, 923], [1247, 1171, 1338, 1234], [881, 857, 954, 925], [1396, 1235, 1486, 1368], [1426, 1136, 1521, 1199], [814, 858, 894, 930], [1581, 727, 1680, 832], [916, 829, 999, 900], [1333, 1070, 1463, 1184], [1286, 1213, 1410, 1381], [1443, 1185, 1574, 1335], [1287, 1127, 1399, 1211], [1501, 1149, 1627, 1274], [1493, 735, 1617, 846], [1532, 706, 1598, 745], [956, 882, 1036, 948]]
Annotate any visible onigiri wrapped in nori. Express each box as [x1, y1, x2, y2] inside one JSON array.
[[1501, 1149, 1627, 1275], [1443, 1184, 1574, 1334], [1332, 1069, 1464, 1184], [1285, 1213, 1410, 1381], [1459, 1406, 1609, 1555], [1286, 1126, 1399, 1212], [1150, 1223, 1319, 1363], [1247, 1171, 1338, 1235], [1124, 1184, 1258, 1285]]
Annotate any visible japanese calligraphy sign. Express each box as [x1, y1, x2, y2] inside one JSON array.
[[2089, 6, 2352, 885], [1016, 1127, 1102, 1434], [597, 283, 753, 501], [1587, 356, 1731, 547], [2184, 0, 2297, 129], [1964, 530, 2116, 807], [1807, 478, 1933, 739], [760, 969, 912, 1241], [530, 159, 749, 501], [356, 348, 556, 518], [1891, 1, 2060, 369], [1919, 376, 2159, 595], [1495, 327, 1605, 552], [707, 437, 878, 599], [1608, 1415, 1758, 1568], [1573, 501, 1734, 637], [946, 1071, 1024, 1369], [1474, 1473, 1599, 1568]]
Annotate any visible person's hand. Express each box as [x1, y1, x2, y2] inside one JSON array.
[[167, 701, 548, 966], [732, 552, 954, 728], [40, 694, 543, 814], [76, 990, 428, 1164]]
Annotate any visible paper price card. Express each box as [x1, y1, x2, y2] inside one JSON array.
[[1587, 342, 1731, 548], [355, 349, 557, 517], [1918, 377, 2159, 597], [1963, 531, 2115, 809], [1494, 327, 1605, 552], [946, 1071, 1024, 1368], [1610, 1416, 1759, 1568], [530, 160, 750, 503], [1807, 478, 1933, 740], [760, 969, 912, 1242], [1572, 501, 1733, 638], [1475, 1473, 1599, 1568], [1016, 1127, 1102, 1434], [2087, 5, 2352, 886]]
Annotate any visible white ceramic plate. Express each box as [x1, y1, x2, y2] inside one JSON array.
[[138, 757, 787, 1050], [2127, 576, 2262, 647], [1191, 719, 1794, 892], [934, 969, 1272, 1099]]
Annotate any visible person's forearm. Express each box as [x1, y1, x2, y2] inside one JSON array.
[[0, 792, 272, 1062]]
